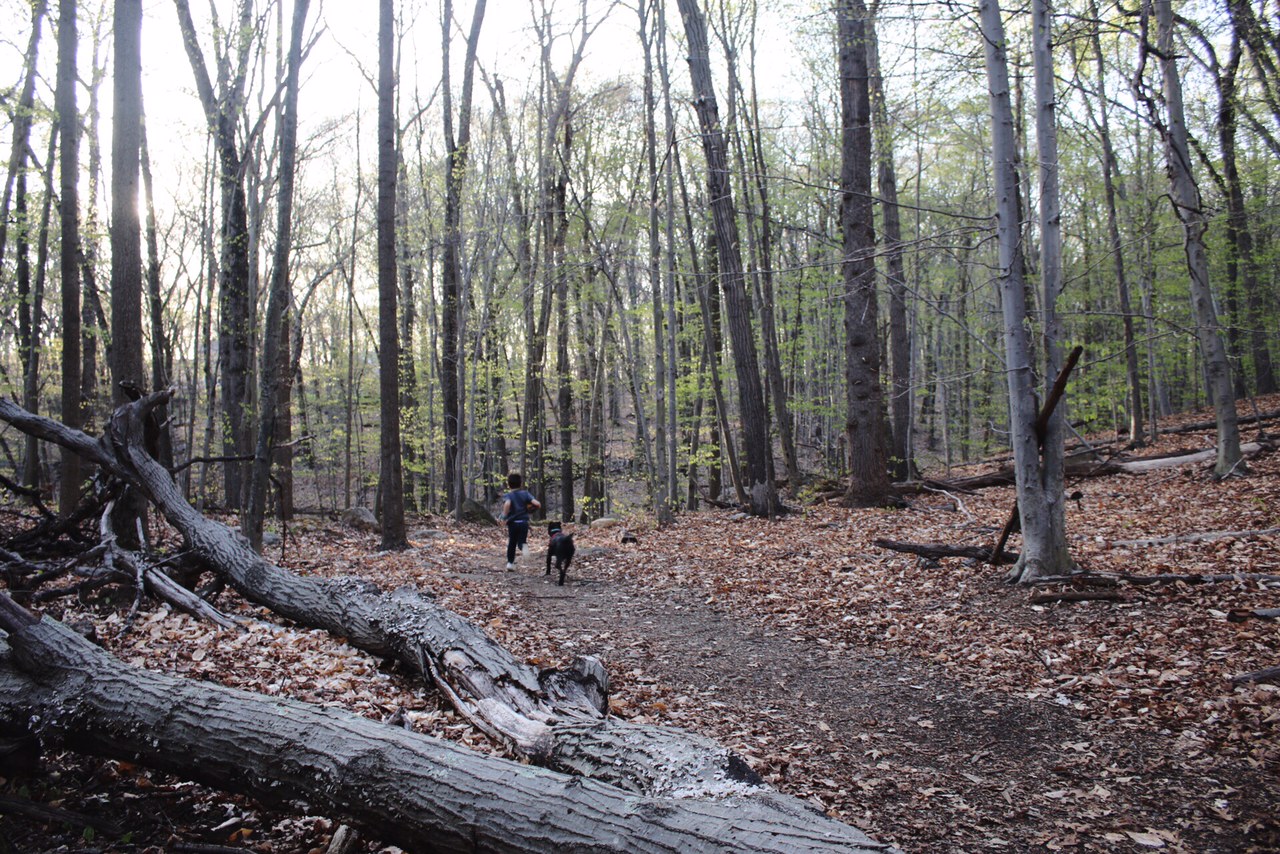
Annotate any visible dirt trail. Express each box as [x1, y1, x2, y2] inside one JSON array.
[[445, 542, 1272, 853]]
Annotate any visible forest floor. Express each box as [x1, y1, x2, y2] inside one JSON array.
[[2, 401, 1279, 853]]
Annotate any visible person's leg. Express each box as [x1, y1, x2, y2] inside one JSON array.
[[506, 525, 519, 566], [514, 521, 529, 556]]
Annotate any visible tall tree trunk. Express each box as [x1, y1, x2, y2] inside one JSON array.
[[866, 9, 914, 480], [109, 0, 146, 549], [640, 0, 672, 523], [1136, 0, 1242, 475], [981, 0, 1075, 582], [378, 0, 407, 549], [5, 0, 47, 489], [22, 131, 56, 489], [726, 5, 801, 492], [1216, 33, 1276, 396], [838, 0, 893, 508], [0, 0, 46, 271], [1027, 0, 1073, 579], [246, 0, 311, 551], [173, 0, 256, 510], [140, 115, 174, 469], [1085, 0, 1146, 446], [57, 0, 81, 516], [441, 0, 487, 514], [15, 170, 33, 481], [397, 153, 419, 511], [79, 19, 108, 433], [676, 0, 778, 517]]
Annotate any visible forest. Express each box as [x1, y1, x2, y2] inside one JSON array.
[[0, 0, 1277, 851]]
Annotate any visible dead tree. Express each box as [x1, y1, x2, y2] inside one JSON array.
[[0, 393, 886, 847], [0, 596, 888, 852]]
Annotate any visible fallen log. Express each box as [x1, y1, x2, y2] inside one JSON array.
[[0, 598, 889, 853], [1030, 571, 1280, 587], [1108, 526, 1280, 548], [1160, 407, 1280, 436], [1028, 590, 1128, 605], [1230, 665, 1280, 686], [1227, 608, 1280, 623], [897, 460, 1123, 495], [872, 538, 1018, 565], [0, 393, 869, 825], [898, 438, 1269, 496], [1112, 442, 1264, 474]]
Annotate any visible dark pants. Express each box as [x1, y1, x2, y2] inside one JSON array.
[[506, 520, 529, 563]]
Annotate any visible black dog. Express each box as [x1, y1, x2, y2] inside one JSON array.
[[545, 523, 575, 586]]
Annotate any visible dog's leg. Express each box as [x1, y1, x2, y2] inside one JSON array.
[[558, 557, 569, 586], [545, 548, 552, 576]]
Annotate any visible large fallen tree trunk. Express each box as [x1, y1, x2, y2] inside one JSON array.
[[0, 393, 875, 832], [0, 597, 888, 852], [1110, 442, 1264, 474], [872, 538, 1019, 565], [895, 441, 1268, 495], [1160, 408, 1280, 436]]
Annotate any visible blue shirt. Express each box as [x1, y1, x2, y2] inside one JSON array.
[[504, 489, 536, 523]]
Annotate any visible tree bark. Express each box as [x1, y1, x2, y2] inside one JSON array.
[[109, 0, 147, 550], [980, 0, 1075, 583], [1214, 32, 1276, 397], [641, 0, 673, 522], [140, 116, 174, 470], [838, 0, 893, 508], [173, 0, 256, 510], [377, 0, 407, 549], [1086, 0, 1146, 446], [677, 0, 778, 517], [441, 0, 487, 515], [0, 603, 886, 853], [866, 9, 914, 481], [57, 0, 82, 517], [1136, 0, 1243, 476], [246, 0, 310, 551]]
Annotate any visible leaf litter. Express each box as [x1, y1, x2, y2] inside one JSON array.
[[3, 406, 1278, 852]]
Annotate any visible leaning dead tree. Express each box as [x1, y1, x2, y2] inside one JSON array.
[[0, 596, 886, 852], [0, 392, 888, 850]]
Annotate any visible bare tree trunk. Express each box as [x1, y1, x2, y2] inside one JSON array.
[[16, 171, 34, 476], [378, 0, 407, 549], [1215, 32, 1276, 397], [21, 132, 55, 489], [1084, 1, 1146, 446], [1134, 0, 1242, 476], [981, 0, 1074, 583], [838, 0, 893, 508], [57, 0, 81, 516], [677, 0, 778, 517], [109, 0, 147, 549], [173, 0, 256, 510], [866, 9, 914, 480], [140, 116, 174, 469], [79, 19, 109, 434], [246, 0, 310, 551], [441, 0, 487, 514], [640, 0, 671, 522], [4, 27, 46, 488], [1224, 0, 1279, 394], [723, 4, 801, 491]]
